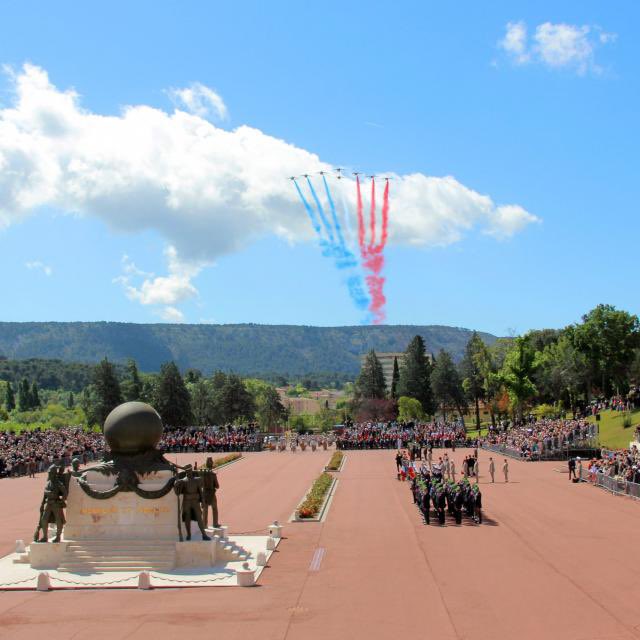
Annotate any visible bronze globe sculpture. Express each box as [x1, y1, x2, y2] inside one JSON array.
[[103, 401, 163, 455]]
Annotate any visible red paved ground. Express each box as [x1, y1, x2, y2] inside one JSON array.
[[0, 449, 639, 640]]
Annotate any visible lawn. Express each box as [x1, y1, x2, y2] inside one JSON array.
[[585, 408, 640, 450]]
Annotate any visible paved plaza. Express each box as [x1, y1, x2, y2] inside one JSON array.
[[0, 449, 638, 640]]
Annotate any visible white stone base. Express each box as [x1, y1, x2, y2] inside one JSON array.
[[0, 535, 279, 590]]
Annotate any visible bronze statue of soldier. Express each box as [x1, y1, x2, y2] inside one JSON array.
[[201, 457, 221, 529], [35, 465, 68, 543], [174, 465, 211, 541]]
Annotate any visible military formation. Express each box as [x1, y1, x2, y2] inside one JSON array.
[[408, 464, 483, 526]]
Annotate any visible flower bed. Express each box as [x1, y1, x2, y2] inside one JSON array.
[[212, 452, 242, 468], [296, 472, 334, 519], [325, 450, 344, 471]]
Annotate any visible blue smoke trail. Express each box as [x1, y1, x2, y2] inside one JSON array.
[[306, 177, 336, 247], [322, 175, 357, 269], [338, 179, 356, 252], [322, 175, 346, 250], [292, 175, 370, 316], [293, 179, 331, 256]]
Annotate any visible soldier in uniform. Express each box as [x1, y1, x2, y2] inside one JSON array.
[[201, 457, 221, 529], [488, 457, 495, 483], [35, 465, 68, 543], [174, 465, 211, 541]]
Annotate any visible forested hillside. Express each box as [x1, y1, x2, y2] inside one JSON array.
[[0, 323, 498, 376]]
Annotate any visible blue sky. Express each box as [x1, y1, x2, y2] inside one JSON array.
[[0, 0, 637, 336]]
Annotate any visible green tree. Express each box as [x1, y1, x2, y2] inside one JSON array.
[[390, 356, 400, 399], [30, 382, 41, 408], [499, 337, 537, 422], [460, 332, 487, 431], [67, 390, 75, 409], [123, 359, 143, 401], [397, 336, 434, 414], [92, 358, 123, 425], [397, 396, 425, 422], [256, 386, 288, 431], [4, 381, 15, 412], [569, 304, 640, 397], [356, 350, 386, 399], [217, 375, 255, 424], [154, 361, 192, 426], [190, 378, 217, 425], [17, 378, 31, 412], [534, 334, 588, 411], [431, 350, 466, 423]]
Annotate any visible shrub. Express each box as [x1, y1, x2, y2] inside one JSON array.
[[326, 451, 344, 471], [623, 413, 633, 429], [212, 453, 242, 467], [296, 472, 333, 519]]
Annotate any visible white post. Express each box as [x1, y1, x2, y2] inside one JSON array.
[[269, 521, 282, 539], [236, 561, 256, 587], [138, 571, 152, 590], [36, 572, 51, 591], [266, 536, 276, 550], [15, 540, 26, 553], [256, 551, 267, 566]]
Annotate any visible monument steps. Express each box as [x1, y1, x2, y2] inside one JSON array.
[[58, 540, 176, 572]]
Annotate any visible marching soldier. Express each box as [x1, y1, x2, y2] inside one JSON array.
[[503, 459, 509, 483], [488, 457, 495, 483]]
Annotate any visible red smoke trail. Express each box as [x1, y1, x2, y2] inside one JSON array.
[[354, 176, 389, 325], [369, 177, 376, 251], [356, 175, 366, 252]]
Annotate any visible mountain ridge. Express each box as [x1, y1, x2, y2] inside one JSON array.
[[0, 322, 499, 375]]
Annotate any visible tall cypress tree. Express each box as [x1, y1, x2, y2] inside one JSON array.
[[154, 361, 192, 426], [123, 358, 143, 401], [431, 349, 466, 423], [5, 381, 15, 412], [460, 332, 487, 431], [67, 390, 75, 409], [397, 336, 435, 415], [93, 358, 123, 425], [18, 378, 31, 412], [390, 356, 400, 399], [30, 382, 41, 408], [356, 350, 386, 399]]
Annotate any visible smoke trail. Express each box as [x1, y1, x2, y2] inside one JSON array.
[[293, 179, 330, 255], [292, 175, 369, 316], [356, 175, 366, 252], [369, 177, 376, 252], [338, 179, 356, 251], [353, 176, 389, 325], [322, 174, 346, 250], [306, 176, 335, 246]]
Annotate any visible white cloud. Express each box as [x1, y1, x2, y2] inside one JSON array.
[[169, 82, 227, 120], [158, 306, 185, 323], [500, 21, 530, 64], [25, 260, 52, 276], [115, 249, 201, 318], [1, 64, 539, 318], [499, 21, 615, 74]]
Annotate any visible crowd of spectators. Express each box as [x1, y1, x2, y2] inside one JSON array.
[[582, 446, 640, 486], [336, 421, 470, 450], [0, 427, 104, 478], [159, 425, 262, 453], [0, 424, 264, 478], [482, 418, 597, 459]]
